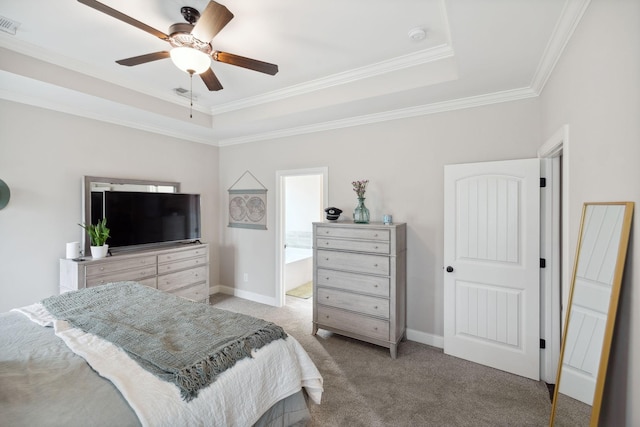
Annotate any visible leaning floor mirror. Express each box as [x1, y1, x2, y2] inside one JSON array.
[[550, 202, 634, 426]]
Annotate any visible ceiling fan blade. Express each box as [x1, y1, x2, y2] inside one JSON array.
[[191, 1, 234, 42], [200, 68, 223, 91], [213, 51, 279, 76], [77, 0, 169, 41], [116, 51, 170, 66]]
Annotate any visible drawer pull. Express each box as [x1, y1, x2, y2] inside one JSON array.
[[99, 267, 105, 271], [374, 246, 379, 249], [326, 277, 330, 280], [373, 284, 378, 288], [325, 242, 330, 245], [325, 296, 330, 299], [374, 264, 378, 267], [325, 257, 330, 261], [374, 306, 378, 309]]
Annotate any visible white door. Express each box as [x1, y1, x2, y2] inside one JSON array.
[[444, 159, 540, 380]]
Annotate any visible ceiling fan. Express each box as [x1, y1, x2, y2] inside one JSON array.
[[77, 0, 279, 92]]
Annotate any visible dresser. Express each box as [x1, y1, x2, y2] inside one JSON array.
[[59, 243, 209, 303], [312, 222, 406, 358]]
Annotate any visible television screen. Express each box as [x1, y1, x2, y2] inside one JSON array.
[[95, 191, 201, 249]]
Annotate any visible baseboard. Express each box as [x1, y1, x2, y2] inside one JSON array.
[[209, 285, 445, 349], [211, 285, 278, 306], [406, 328, 444, 349]]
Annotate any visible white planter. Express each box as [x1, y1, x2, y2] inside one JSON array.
[[90, 244, 109, 259]]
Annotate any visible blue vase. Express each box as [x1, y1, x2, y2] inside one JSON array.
[[353, 197, 370, 224]]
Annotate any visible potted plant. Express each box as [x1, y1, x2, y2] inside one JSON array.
[[79, 217, 110, 259]]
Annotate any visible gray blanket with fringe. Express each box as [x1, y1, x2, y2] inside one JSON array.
[[41, 281, 287, 401]]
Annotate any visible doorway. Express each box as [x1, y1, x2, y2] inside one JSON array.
[[275, 167, 328, 307], [538, 124, 570, 384]]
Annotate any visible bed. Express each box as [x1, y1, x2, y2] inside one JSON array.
[[0, 281, 323, 426]]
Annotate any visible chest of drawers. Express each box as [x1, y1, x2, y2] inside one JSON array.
[[312, 222, 406, 358], [59, 243, 209, 303]]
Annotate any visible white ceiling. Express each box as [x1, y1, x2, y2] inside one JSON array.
[[0, 0, 588, 146]]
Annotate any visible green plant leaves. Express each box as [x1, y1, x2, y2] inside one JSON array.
[[78, 217, 110, 246]]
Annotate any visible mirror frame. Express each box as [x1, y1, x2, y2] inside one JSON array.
[[82, 176, 180, 254], [550, 201, 634, 426]]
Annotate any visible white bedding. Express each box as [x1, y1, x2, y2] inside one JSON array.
[[14, 303, 323, 427]]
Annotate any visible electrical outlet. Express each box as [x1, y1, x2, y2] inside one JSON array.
[[243, 273, 248, 282]]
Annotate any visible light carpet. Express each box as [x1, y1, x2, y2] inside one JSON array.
[[210, 294, 552, 426]]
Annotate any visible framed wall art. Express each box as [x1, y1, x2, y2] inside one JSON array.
[[228, 171, 267, 230]]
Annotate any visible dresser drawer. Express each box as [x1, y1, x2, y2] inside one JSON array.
[[158, 247, 207, 264], [312, 223, 405, 358], [317, 268, 389, 297], [158, 266, 207, 292], [172, 282, 208, 302], [316, 238, 390, 254], [157, 256, 206, 274], [85, 265, 158, 287], [316, 249, 390, 275], [316, 305, 389, 341], [60, 244, 210, 304], [316, 226, 390, 241], [85, 255, 156, 277], [317, 287, 389, 319]]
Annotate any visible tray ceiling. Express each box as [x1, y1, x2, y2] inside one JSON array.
[[0, 0, 588, 145]]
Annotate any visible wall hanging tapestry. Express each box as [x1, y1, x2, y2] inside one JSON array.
[[228, 170, 267, 230]]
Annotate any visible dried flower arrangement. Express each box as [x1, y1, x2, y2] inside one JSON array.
[[352, 180, 369, 199]]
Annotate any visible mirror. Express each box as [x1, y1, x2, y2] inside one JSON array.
[[550, 202, 634, 426], [82, 176, 180, 254]]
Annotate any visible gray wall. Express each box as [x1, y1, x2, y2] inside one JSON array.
[[0, 101, 220, 311], [218, 98, 542, 341], [540, 0, 640, 424]]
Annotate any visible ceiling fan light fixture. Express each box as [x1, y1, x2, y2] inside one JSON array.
[[170, 47, 211, 74]]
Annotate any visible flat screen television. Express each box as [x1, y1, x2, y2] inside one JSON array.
[[91, 191, 201, 250]]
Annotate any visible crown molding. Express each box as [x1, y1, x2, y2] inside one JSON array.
[[530, 0, 591, 94], [210, 44, 455, 115], [217, 87, 537, 146], [219, 0, 592, 147], [0, 34, 454, 118], [2, 0, 589, 149], [209, 0, 454, 115], [1, 77, 537, 149], [0, 87, 214, 146]]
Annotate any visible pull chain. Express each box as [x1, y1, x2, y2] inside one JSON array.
[[188, 70, 194, 118]]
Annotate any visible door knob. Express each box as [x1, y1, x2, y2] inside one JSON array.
[[446, 266, 454, 273]]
